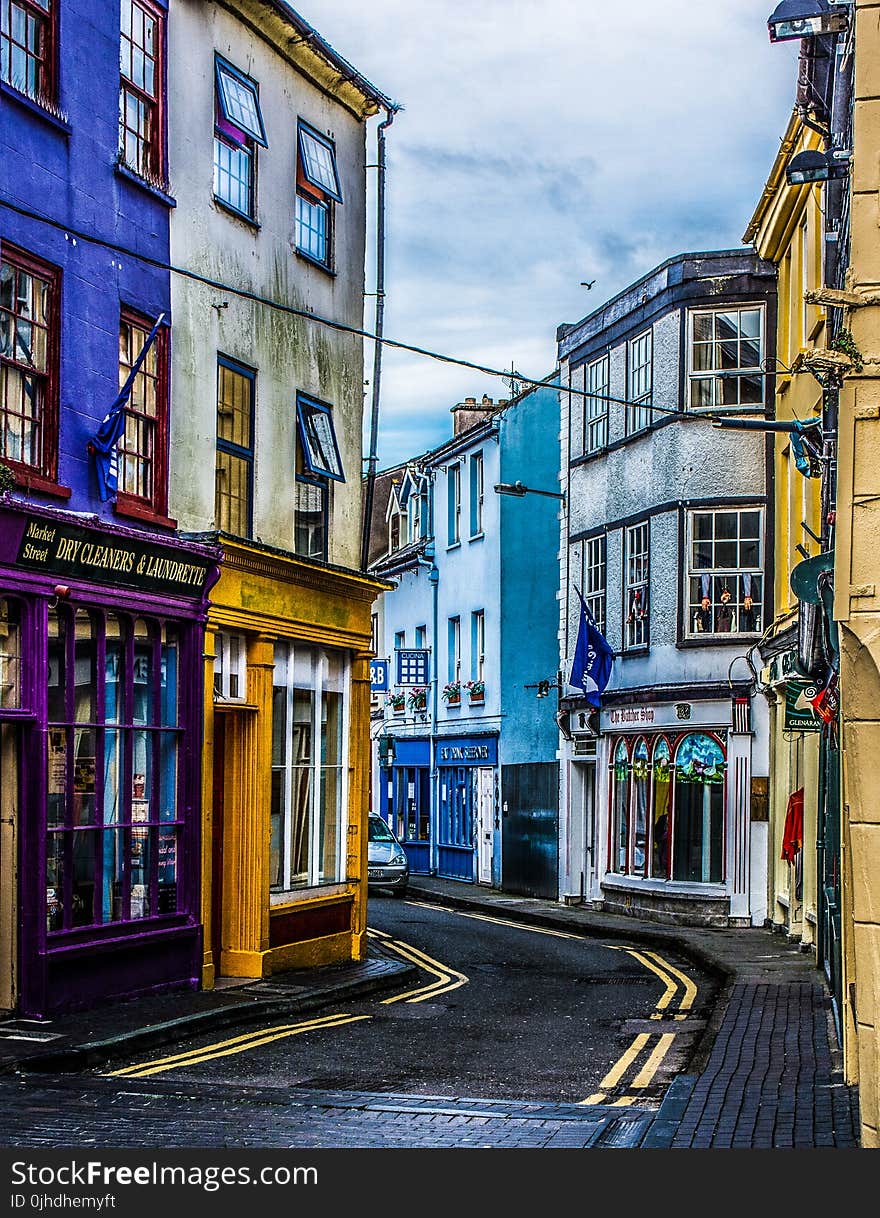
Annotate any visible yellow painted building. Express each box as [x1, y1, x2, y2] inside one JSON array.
[[202, 541, 389, 985], [745, 111, 826, 951], [835, 0, 880, 1148]]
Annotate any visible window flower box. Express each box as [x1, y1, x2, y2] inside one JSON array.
[[442, 681, 461, 706], [407, 686, 428, 712], [387, 692, 405, 714], [465, 679, 485, 704]]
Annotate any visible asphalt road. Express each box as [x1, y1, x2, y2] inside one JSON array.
[[97, 896, 716, 1105]]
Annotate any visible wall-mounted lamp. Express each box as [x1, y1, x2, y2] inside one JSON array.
[[378, 735, 396, 769], [494, 481, 565, 503], [767, 0, 849, 43], [786, 147, 850, 185]]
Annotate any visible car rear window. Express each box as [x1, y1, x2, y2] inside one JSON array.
[[368, 817, 396, 843]]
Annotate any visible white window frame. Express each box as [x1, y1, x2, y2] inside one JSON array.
[[213, 631, 247, 702], [447, 463, 461, 546], [685, 507, 764, 639], [469, 450, 484, 537], [448, 616, 461, 684], [471, 610, 485, 682], [627, 329, 653, 434], [582, 534, 606, 637], [584, 355, 609, 453], [270, 642, 350, 894], [624, 522, 650, 651], [687, 304, 765, 412]]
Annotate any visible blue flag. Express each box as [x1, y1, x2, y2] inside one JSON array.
[[89, 313, 166, 501], [569, 588, 613, 708]]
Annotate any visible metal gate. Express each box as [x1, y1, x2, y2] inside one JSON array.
[[501, 762, 558, 900]]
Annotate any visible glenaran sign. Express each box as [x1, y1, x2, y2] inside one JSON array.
[[16, 517, 213, 598]]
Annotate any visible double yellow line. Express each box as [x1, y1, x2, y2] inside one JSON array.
[[367, 926, 469, 1004], [106, 1012, 371, 1079]]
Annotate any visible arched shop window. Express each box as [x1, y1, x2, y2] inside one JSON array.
[[612, 739, 630, 873], [631, 739, 649, 875], [651, 738, 672, 878], [672, 733, 726, 883]]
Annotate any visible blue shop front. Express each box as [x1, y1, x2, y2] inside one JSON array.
[[380, 737, 431, 874], [436, 734, 499, 884]]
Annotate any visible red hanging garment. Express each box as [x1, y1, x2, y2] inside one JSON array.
[[781, 788, 804, 863]]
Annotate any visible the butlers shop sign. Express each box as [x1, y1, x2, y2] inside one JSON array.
[[12, 515, 214, 598]]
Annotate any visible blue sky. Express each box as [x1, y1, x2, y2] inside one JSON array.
[[301, 0, 801, 469]]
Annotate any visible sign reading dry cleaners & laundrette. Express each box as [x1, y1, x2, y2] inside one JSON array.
[[437, 736, 498, 765], [16, 516, 212, 597]]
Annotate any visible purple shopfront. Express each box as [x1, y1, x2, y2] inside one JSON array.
[[0, 502, 219, 1017]]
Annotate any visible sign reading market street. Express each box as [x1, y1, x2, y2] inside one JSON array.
[[16, 516, 213, 598]]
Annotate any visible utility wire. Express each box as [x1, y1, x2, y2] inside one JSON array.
[[2, 196, 771, 421]]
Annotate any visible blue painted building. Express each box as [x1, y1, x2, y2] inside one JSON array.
[[1, 1, 219, 1015], [369, 383, 562, 897]]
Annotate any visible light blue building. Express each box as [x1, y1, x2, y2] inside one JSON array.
[[369, 383, 561, 894]]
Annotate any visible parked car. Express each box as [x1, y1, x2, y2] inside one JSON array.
[[368, 814, 409, 899]]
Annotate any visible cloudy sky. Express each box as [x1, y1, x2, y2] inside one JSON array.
[[302, 0, 801, 468]]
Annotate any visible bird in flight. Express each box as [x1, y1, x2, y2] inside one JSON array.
[[580, 280, 596, 289]]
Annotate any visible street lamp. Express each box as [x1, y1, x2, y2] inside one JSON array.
[[786, 148, 850, 185], [767, 0, 850, 42], [494, 481, 565, 503]]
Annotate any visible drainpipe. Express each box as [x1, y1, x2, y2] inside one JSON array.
[[361, 105, 395, 572]]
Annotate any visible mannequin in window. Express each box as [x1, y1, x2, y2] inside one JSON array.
[[694, 595, 712, 633], [716, 587, 735, 633]]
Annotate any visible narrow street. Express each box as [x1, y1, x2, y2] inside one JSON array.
[[0, 899, 715, 1149]]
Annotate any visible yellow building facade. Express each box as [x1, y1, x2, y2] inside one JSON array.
[[745, 112, 826, 951], [835, 0, 880, 1148], [201, 541, 388, 986]]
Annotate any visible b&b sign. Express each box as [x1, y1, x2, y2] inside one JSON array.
[[370, 659, 390, 692]]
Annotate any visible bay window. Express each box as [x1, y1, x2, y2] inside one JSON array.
[[270, 642, 349, 892]]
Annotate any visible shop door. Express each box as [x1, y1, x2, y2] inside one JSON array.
[[210, 716, 226, 975], [571, 761, 596, 900], [501, 763, 559, 900], [475, 767, 494, 884], [0, 724, 18, 1012], [392, 765, 431, 874], [819, 741, 842, 1033], [438, 767, 475, 881]]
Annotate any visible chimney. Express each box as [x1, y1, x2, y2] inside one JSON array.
[[451, 394, 496, 437]]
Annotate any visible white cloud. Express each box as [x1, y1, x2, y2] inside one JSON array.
[[301, 0, 799, 467]]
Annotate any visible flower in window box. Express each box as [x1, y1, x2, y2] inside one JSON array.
[[407, 685, 428, 712], [442, 681, 461, 704], [465, 679, 485, 702], [387, 691, 405, 713]]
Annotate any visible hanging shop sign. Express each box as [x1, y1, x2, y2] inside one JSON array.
[[396, 648, 429, 686], [14, 516, 212, 598], [784, 681, 823, 732], [370, 658, 390, 692]]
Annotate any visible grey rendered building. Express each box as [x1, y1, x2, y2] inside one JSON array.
[[557, 250, 776, 927]]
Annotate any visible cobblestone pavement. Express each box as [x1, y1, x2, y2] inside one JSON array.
[[0, 1075, 654, 1149]]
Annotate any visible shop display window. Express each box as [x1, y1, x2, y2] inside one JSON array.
[[45, 606, 182, 933]]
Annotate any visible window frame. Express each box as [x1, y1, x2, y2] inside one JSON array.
[[686, 304, 765, 413], [294, 473, 329, 562], [118, 0, 166, 185], [471, 610, 485, 683], [295, 121, 341, 270], [295, 393, 344, 482], [624, 520, 650, 652], [297, 122, 343, 202], [0, 240, 60, 484], [626, 328, 653, 435], [684, 506, 764, 641], [469, 450, 484, 538], [214, 355, 255, 540], [1, 0, 57, 103], [214, 56, 267, 147], [583, 353, 609, 454], [447, 462, 461, 546], [115, 305, 169, 521], [581, 533, 607, 639], [447, 616, 460, 685], [213, 58, 265, 222]]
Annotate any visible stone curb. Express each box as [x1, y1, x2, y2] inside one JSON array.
[[10, 953, 418, 1076]]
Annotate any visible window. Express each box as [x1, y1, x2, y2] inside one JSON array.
[[624, 522, 649, 650], [469, 451, 484, 537], [215, 358, 254, 538], [370, 613, 379, 656], [119, 0, 164, 183], [0, 243, 58, 480], [393, 631, 405, 653], [117, 309, 168, 513], [672, 734, 725, 883], [627, 329, 653, 434], [612, 739, 630, 874], [801, 216, 810, 346], [471, 610, 484, 682], [584, 355, 609, 453], [414, 625, 426, 650], [213, 58, 266, 220], [581, 535, 606, 637], [295, 123, 342, 268], [1, 0, 55, 101], [447, 463, 460, 545], [213, 631, 246, 702], [294, 478, 327, 560], [447, 616, 460, 684], [0, 597, 22, 709], [688, 307, 764, 411], [270, 643, 348, 891], [45, 609, 184, 930], [687, 508, 763, 638], [296, 395, 343, 481]]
